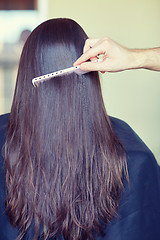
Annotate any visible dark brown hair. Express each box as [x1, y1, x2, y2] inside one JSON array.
[[5, 18, 128, 239]]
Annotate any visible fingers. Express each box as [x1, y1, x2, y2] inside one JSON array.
[[74, 45, 104, 66], [74, 38, 103, 66], [83, 38, 99, 54]]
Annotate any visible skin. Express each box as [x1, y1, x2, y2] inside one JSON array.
[[74, 37, 160, 73]]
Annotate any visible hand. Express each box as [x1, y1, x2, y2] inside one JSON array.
[[74, 37, 136, 73]]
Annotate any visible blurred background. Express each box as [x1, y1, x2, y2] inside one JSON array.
[[0, 0, 160, 163]]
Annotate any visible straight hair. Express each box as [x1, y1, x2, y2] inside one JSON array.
[[5, 18, 128, 240]]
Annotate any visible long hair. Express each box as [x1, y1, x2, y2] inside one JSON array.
[[5, 18, 128, 240]]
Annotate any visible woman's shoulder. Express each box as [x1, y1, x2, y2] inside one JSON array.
[[109, 116, 160, 183], [101, 117, 160, 240], [0, 113, 9, 150], [0, 113, 9, 132], [109, 116, 160, 207], [110, 116, 154, 155], [0, 113, 9, 172], [0, 113, 9, 181], [0, 113, 19, 239]]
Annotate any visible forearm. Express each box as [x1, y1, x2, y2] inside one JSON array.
[[130, 48, 160, 71]]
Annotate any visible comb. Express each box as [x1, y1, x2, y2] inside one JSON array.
[[32, 59, 102, 87], [32, 66, 88, 87]]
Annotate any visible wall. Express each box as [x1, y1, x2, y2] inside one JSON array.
[[48, 0, 160, 162], [0, 3, 45, 114]]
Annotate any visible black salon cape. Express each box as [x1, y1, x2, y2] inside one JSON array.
[[0, 113, 160, 240]]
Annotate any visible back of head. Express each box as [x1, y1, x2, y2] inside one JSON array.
[[5, 18, 128, 240]]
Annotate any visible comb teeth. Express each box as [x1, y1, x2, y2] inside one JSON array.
[[32, 59, 102, 87]]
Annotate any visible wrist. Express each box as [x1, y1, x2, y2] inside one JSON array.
[[129, 49, 147, 70], [129, 48, 160, 71]]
